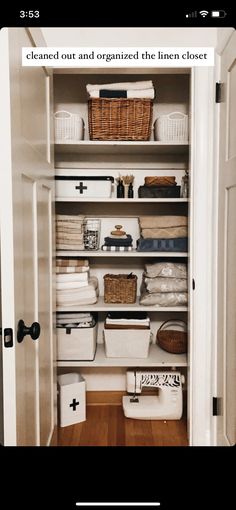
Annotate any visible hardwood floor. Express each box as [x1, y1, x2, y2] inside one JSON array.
[[57, 405, 188, 446]]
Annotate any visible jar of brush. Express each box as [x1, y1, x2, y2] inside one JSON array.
[[121, 174, 134, 198]]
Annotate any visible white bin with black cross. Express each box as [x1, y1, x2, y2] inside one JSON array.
[[58, 373, 86, 427]]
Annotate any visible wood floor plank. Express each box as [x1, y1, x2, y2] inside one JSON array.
[[79, 406, 109, 446], [57, 405, 188, 447]]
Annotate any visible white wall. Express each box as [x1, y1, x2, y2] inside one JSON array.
[[41, 27, 219, 47]]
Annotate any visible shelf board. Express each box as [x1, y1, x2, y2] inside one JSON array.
[[55, 141, 189, 156], [56, 197, 189, 203], [56, 296, 188, 312], [56, 249, 188, 257], [57, 343, 187, 368]]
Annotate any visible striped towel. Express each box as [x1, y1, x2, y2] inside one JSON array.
[[101, 245, 133, 252], [56, 259, 89, 267], [56, 266, 89, 274]]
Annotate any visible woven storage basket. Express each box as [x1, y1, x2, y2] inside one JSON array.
[[88, 98, 153, 141], [104, 273, 137, 304], [156, 320, 187, 354]]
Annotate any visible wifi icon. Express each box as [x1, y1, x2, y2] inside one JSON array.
[[199, 10, 209, 17]]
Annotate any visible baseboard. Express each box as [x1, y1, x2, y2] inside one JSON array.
[[87, 390, 125, 405]]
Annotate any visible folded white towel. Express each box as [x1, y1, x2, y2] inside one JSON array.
[[56, 272, 88, 282], [86, 81, 153, 93], [56, 281, 88, 290], [89, 88, 155, 99]]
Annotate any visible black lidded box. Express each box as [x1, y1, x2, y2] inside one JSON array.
[[138, 185, 181, 198]]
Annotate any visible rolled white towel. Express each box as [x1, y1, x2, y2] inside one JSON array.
[[86, 80, 153, 93], [89, 88, 155, 99]]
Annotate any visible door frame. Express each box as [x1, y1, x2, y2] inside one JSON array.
[[211, 31, 236, 446], [190, 66, 216, 445], [0, 27, 56, 446]]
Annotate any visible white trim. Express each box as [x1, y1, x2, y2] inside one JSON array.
[[211, 53, 221, 446], [191, 67, 215, 445], [0, 28, 17, 445]]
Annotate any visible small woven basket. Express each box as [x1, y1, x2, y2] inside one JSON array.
[[156, 320, 187, 354], [104, 273, 137, 304], [88, 98, 153, 141]]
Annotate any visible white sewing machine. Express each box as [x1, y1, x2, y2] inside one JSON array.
[[122, 370, 185, 420]]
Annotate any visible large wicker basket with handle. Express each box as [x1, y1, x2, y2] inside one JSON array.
[[88, 98, 153, 141], [156, 320, 187, 354], [104, 273, 137, 304]]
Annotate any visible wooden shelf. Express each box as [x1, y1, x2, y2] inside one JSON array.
[[55, 141, 189, 156], [56, 249, 188, 257], [57, 343, 187, 368], [56, 197, 189, 203], [56, 296, 188, 312]]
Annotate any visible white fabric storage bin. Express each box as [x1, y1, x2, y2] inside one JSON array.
[[57, 322, 97, 361], [154, 112, 188, 142], [58, 373, 86, 427], [104, 329, 151, 358], [55, 176, 114, 198], [54, 111, 84, 142]]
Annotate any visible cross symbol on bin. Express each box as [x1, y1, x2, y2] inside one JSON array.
[[69, 398, 80, 411]]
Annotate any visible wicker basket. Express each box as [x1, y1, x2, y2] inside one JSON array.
[[88, 98, 153, 141], [156, 320, 187, 354], [104, 273, 137, 303]]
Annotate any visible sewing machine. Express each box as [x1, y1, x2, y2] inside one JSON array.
[[122, 370, 185, 420]]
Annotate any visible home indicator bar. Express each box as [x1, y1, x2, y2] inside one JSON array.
[[76, 504, 161, 507]]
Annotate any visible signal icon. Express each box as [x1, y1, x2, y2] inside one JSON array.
[[186, 11, 197, 18], [199, 10, 209, 17]]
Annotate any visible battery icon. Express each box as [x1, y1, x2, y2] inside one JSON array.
[[211, 10, 227, 18]]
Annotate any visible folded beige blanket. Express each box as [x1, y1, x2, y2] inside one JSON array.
[[56, 258, 89, 267], [56, 244, 84, 250], [139, 216, 188, 229], [56, 214, 85, 222], [141, 226, 188, 239], [56, 232, 84, 241], [56, 225, 84, 233]]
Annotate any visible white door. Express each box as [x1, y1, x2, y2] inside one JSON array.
[[0, 28, 55, 446], [216, 31, 236, 446]]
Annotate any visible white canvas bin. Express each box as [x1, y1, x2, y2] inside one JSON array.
[[104, 329, 151, 358], [58, 373, 86, 427], [55, 176, 114, 198], [57, 322, 97, 361]]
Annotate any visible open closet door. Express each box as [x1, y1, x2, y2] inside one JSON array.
[[0, 28, 55, 446], [216, 30, 236, 446]]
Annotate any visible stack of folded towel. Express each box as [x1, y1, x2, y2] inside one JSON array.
[[102, 226, 133, 252], [56, 258, 99, 307], [86, 80, 155, 99], [102, 234, 133, 252], [56, 214, 85, 251], [137, 216, 188, 252], [104, 312, 150, 330], [140, 262, 188, 306]]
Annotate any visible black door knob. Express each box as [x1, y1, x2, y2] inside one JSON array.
[[17, 319, 41, 343]]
